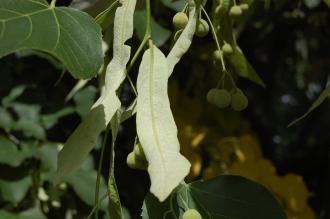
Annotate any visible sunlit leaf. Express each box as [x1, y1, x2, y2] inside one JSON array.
[[56, 0, 137, 180], [136, 44, 190, 201], [288, 85, 330, 127], [0, 0, 103, 79]]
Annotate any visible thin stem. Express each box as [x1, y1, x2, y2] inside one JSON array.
[[94, 126, 111, 219], [201, 6, 237, 88], [88, 193, 109, 219], [125, 0, 152, 95], [50, 0, 56, 8], [233, 0, 237, 6]]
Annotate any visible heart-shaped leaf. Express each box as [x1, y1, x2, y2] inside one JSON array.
[[0, 0, 103, 79]]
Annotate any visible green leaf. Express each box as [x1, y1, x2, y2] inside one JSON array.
[[136, 44, 190, 201], [65, 169, 108, 209], [19, 208, 46, 219], [167, 0, 198, 75], [142, 175, 287, 219], [56, 0, 137, 180], [0, 107, 13, 131], [288, 85, 330, 127], [227, 47, 266, 87], [0, 0, 103, 79], [12, 119, 46, 139], [160, 0, 187, 11], [1, 85, 27, 107], [0, 176, 32, 204], [0, 135, 25, 167], [73, 85, 97, 118], [134, 10, 171, 47], [41, 107, 75, 129]]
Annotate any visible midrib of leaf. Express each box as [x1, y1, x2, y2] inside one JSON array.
[[148, 45, 167, 175]]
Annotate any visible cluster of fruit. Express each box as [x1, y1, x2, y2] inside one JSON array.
[[206, 88, 248, 111], [228, 3, 249, 17], [172, 11, 210, 40], [202, 135, 316, 219]]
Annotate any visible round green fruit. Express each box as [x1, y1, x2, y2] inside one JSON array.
[[195, 19, 209, 37], [183, 209, 202, 219], [239, 3, 249, 11], [126, 152, 137, 169], [206, 88, 218, 104], [230, 89, 248, 111], [229, 5, 243, 17], [173, 12, 189, 29], [212, 50, 222, 61], [222, 43, 233, 54], [214, 89, 231, 108]]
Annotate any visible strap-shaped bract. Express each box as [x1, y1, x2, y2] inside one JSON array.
[[56, 0, 137, 180], [136, 44, 191, 202]]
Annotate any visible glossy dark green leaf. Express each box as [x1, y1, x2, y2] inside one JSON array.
[[134, 10, 171, 47], [228, 47, 266, 87], [142, 175, 287, 219], [288, 85, 330, 127], [0, 0, 103, 79]]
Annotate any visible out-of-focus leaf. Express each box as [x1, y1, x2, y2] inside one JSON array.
[[41, 107, 75, 129], [38, 142, 59, 172], [289, 85, 330, 127], [12, 119, 45, 140], [134, 10, 171, 47], [0, 135, 25, 167], [11, 103, 41, 122], [1, 85, 27, 107], [142, 175, 287, 219], [136, 45, 190, 201], [324, 0, 330, 7], [73, 86, 97, 118], [304, 0, 321, 8], [0, 176, 32, 204], [0, 107, 13, 131], [65, 169, 108, 209], [19, 208, 46, 219], [160, 0, 187, 11], [0, 0, 103, 79], [227, 47, 266, 87]]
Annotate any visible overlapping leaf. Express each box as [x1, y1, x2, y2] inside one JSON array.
[[0, 0, 103, 79], [56, 0, 137, 180], [136, 44, 190, 202]]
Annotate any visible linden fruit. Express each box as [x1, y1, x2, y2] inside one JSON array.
[[126, 152, 137, 169], [182, 209, 202, 219], [230, 89, 248, 111], [173, 12, 188, 29], [229, 5, 243, 17], [195, 19, 209, 37], [214, 89, 231, 108], [222, 43, 233, 54], [206, 88, 218, 104], [239, 3, 249, 11], [212, 50, 222, 61]]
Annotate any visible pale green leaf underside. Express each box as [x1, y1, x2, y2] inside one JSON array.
[[289, 85, 330, 127], [56, 0, 137, 180], [0, 0, 103, 79], [136, 45, 190, 202], [167, 0, 198, 75]]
